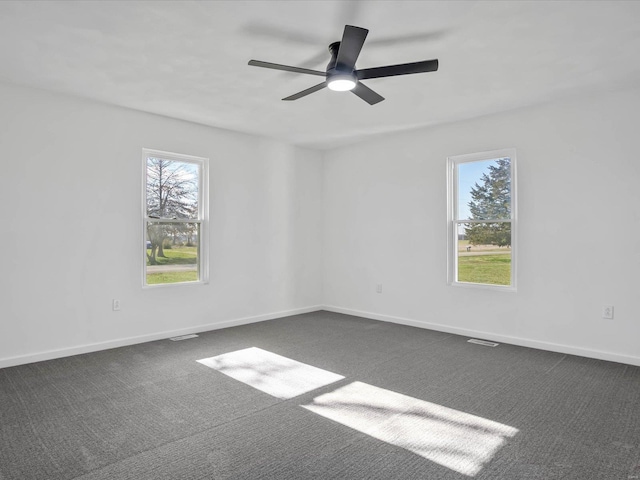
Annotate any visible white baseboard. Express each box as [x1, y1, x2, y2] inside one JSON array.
[[4, 304, 638, 369], [0, 305, 323, 369], [322, 305, 640, 367]]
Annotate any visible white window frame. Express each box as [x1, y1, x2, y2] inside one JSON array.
[[142, 148, 209, 287], [446, 148, 517, 291]]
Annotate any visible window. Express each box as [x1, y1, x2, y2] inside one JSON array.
[[142, 149, 208, 286], [447, 149, 516, 290]]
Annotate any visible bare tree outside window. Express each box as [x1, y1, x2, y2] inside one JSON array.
[[143, 150, 208, 286]]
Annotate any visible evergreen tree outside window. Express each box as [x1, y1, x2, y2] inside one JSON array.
[[447, 149, 517, 290], [142, 149, 209, 286]]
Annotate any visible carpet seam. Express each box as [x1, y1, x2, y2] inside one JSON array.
[[66, 387, 330, 480]]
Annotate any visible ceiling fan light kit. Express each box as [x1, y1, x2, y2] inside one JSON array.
[[327, 75, 356, 91], [249, 25, 439, 105]]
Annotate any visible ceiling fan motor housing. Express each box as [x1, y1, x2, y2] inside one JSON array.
[[326, 41, 357, 89]]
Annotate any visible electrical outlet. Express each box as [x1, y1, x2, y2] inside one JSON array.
[[112, 299, 121, 311], [376, 284, 383, 294], [602, 305, 614, 319]]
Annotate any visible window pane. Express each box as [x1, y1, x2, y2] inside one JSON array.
[[457, 222, 511, 286], [145, 222, 200, 285], [458, 157, 511, 220], [146, 157, 199, 219]]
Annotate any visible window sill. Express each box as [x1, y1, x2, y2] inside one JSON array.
[[448, 281, 517, 293]]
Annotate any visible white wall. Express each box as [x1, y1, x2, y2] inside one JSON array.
[[2, 80, 639, 369], [323, 85, 640, 366], [0, 82, 323, 367]]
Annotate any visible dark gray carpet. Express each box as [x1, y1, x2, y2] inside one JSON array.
[[1, 311, 639, 479]]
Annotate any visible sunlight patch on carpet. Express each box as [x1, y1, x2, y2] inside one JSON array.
[[302, 381, 518, 477], [197, 347, 344, 399]]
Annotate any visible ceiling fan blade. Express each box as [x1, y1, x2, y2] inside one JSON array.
[[248, 60, 326, 77], [351, 82, 384, 105], [367, 30, 446, 48], [242, 23, 322, 45], [356, 59, 439, 80], [335, 25, 368, 71], [282, 82, 327, 101]]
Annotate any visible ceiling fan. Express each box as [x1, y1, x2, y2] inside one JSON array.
[[248, 25, 439, 105]]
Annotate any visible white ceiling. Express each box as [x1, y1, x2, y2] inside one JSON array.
[[1, 1, 640, 150]]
